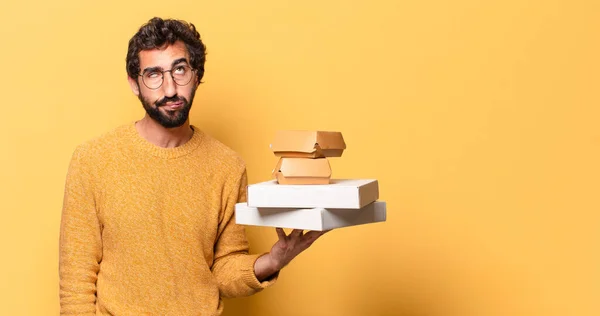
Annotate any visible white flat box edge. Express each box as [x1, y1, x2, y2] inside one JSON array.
[[235, 201, 386, 231], [247, 179, 379, 209]]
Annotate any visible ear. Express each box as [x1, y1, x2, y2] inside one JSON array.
[[194, 72, 202, 88], [128, 76, 140, 96]]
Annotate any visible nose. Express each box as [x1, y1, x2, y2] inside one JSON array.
[[161, 72, 177, 97]]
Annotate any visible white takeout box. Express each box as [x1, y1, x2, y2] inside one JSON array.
[[247, 179, 379, 209], [235, 201, 386, 231]]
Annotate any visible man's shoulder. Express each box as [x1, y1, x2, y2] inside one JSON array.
[[72, 124, 133, 159], [196, 129, 246, 170]]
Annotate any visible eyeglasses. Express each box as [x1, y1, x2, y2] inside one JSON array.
[[138, 64, 196, 90]]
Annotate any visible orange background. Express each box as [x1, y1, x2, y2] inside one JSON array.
[[1, 1, 599, 315]]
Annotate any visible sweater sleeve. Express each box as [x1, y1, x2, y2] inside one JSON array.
[[211, 167, 278, 298], [59, 146, 103, 315]]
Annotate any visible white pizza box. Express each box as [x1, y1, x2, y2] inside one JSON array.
[[235, 201, 386, 231], [247, 179, 379, 209]]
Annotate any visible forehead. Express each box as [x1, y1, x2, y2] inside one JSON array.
[[138, 40, 190, 69]]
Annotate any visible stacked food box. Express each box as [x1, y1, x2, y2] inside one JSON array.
[[235, 131, 386, 231]]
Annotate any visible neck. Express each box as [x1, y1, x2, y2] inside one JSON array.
[[135, 115, 194, 148]]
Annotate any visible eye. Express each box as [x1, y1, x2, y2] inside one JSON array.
[[146, 71, 161, 79], [174, 66, 187, 75]]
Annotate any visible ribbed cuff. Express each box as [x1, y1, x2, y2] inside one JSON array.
[[241, 253, 279, 290]]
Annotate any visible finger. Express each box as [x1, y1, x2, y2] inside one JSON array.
[[303, 230, 325, 241], [276, 227, 287, 240], [301, 231, 328, 247], [290, 229, 304, 238]]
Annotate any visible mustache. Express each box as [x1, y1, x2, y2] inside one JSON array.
[[155, 95, 186, 107]]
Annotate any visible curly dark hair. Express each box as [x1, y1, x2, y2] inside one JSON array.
[[126, 17, 207, 83]]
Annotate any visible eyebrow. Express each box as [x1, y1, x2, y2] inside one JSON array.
[[141, 58, 190, 74]]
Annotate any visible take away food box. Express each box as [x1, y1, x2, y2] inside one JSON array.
[[272, 157, 332, 185], [270, 130, 346, 158], [235, 201, 386, 231], [247, 179, 379, 209]]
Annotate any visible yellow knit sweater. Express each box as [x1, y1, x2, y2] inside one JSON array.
[[59, 123, 276, 315]]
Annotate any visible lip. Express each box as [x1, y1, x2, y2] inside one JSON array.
[[164, 101, 183, 110]]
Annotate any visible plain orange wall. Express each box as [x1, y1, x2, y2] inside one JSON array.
[[1, 1, 599, 315]]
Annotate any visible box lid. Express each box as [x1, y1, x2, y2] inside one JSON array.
[[270, 131, 346, 158]]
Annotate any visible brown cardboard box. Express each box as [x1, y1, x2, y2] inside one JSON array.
[[270, 130, 346, 158], [272, 157, 332, 185]]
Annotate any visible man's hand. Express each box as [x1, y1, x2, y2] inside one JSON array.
[[254, 228, 329, 281]]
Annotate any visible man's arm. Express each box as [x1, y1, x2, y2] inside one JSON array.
[[59, 146, 102, 315], [211, 168, 277, 298]]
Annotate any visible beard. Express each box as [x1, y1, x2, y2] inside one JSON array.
[[139, 87, 196, 128]]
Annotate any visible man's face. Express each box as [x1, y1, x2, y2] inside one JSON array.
[[128, 41, 198, 128]]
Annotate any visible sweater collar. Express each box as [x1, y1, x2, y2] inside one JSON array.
[[125, 122, 204, 159]]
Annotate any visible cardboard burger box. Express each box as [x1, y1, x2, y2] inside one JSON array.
[[270, 130, 346, 158], [272, 157, 332, 185], [247, 179, 379, 209], [235, 201, 386, 231]]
